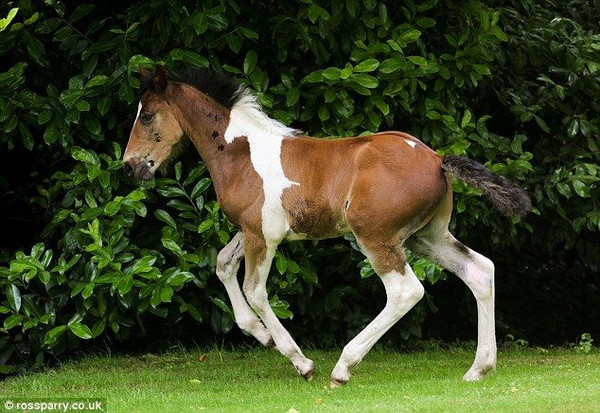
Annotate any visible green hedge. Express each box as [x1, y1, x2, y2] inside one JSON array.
[[0, 0, 598, 374]]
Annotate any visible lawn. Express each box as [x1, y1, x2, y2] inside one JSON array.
[[1, 347, 598, 412]]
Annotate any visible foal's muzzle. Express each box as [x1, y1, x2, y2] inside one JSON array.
[[123, 159, 154, 181]]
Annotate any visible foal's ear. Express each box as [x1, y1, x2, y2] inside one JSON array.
[[154, 66, 168, 93], [139, 67, 154, 92], [138, 66, 168, 93]]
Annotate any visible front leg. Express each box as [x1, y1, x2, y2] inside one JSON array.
[[216, 232, 273, 347], [241, 231, 315, 380]]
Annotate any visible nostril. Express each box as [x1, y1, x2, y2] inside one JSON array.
[[123, 162, 134, 177]]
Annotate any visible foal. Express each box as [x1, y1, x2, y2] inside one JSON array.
[[123, 67, 530, 386]]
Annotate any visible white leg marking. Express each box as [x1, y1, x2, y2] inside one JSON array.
[[461, 253, 496, 381], [411, 232, 497, 381], [216, 233, 272, 346], [224, 91, 299, 243], [244, 248, 314, 379], [331, 264, 424, 387]]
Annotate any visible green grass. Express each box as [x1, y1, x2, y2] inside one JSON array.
[[1, 347, 598, 412]]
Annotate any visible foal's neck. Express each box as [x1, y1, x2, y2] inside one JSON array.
[[172, 83, 249, 199]]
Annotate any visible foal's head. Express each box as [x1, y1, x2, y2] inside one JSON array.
[[123, 67, 184, 180]]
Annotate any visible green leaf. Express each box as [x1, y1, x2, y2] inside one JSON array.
[[533, 115, 550, 133], [243, 50, 258, 75], [210, 297, 233, 315], [354, 59, 380, 73], [407, 56, 427, 67], [415, 17, 436, 28], [69, 322, 93, 339], [104, 200, 121, 216], [269, 297, 293, 319], [4, 313, 23, 330], [276, 255, 287, 275], [286, 87, 300, 106], [461, 110, 472, 128], [491, 26, 509, 42], [155, 209, 177, 229], [92, 320, 106, 337], [401, 29, 421, 43], [556, 182, 571, 198], [162, 238, 184, 256], [44, 325, 67, 345], [303, 70, 323, 83], [6, 284, 21, 312], [170, 49, 209, 67], [86, 75, 108, 88], [59, 89, 83, 108], [198, 219, 213, 233], [426, 111, 441, 120], [217, 230, 230, 245], [567, 119, 579, 137], [351, 74, 379, 88], [379, 58, 404, 74], [85, 116, 101, 135], [71, 146, 99, 165], [298, 267, 318, 284], [43, 123, 59, 144], [191, 178, 212, 198], [82, 283, 95, 299], [0, 8, 18, 32], [160, 286, 173, 303], [70, 4, 95, 23], [572, 180, 590, 198], [323, 67, 342, 81], [318, 105, 330, 122], [76, 100, 90, 112], [97, 96, 111, 116], [472, 64, 491, 75]]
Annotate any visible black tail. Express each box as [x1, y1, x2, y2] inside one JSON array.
[[442, 155, 531, 217]]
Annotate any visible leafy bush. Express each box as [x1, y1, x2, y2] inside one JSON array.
[[0, 0, 597, 374]]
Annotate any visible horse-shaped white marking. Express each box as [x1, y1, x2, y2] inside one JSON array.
[[224, 90, 299, 244]]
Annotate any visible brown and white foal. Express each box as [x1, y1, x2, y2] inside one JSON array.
[[123, 67, 530, 387]]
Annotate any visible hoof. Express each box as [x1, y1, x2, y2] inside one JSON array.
[[300, 360, 315, 381], [330, 377, 347, 388], [303, 368, 315, 381], [463, 370, 484, 382], [463, 364, 495, 382], [294, 359, 315, 381], [265, 337, 277, 350]]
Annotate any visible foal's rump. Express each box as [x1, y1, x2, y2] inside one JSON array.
[[280, 130, 530, 244]]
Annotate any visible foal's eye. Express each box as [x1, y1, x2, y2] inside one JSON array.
[[140, 112, 154, 124]]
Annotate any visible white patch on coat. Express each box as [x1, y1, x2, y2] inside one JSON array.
[[224, 89, 300, 244], [405, 139, 416, 148]]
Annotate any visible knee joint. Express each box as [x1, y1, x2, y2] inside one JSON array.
[[408, 281, 425, 302], [243, 286, 268, 310], [216, 254, 240, 283], [396, 279, 424, 304]]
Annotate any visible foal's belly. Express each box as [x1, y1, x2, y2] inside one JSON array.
[[283, 196, 350, 241]]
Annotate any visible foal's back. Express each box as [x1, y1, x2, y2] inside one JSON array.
[[280, 132, 448, 241]]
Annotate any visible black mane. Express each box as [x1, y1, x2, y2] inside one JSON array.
[[172, 67, 240, 110]]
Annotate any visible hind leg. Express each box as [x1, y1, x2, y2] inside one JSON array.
[[407, 228, 496, 381], [331, 240, 425, 387]]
